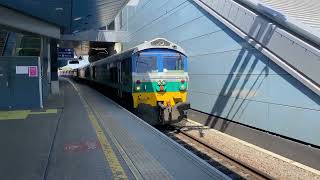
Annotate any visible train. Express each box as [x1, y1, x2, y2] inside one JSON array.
[[62, 38, 190, 125]]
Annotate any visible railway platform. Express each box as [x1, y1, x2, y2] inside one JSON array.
[[0, 78, 228, 180]]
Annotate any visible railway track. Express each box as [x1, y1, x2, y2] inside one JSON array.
[[159, 125, 270, 180]]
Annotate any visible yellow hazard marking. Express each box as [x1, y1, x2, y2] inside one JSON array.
[[30, 109, 58, 115], [95, 114, 143, 180], [87, 110, 128, 180], [69, 79, 128, 180], [0, 109, 58, 120], [132, 91, 187, 108]]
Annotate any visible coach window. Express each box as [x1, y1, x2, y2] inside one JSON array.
[[110, 63, 117, 83], [136, 56, 158, 73], [85, 67, 90, 78], [92, 66, 96, 79], [103, 64, 109, 80]]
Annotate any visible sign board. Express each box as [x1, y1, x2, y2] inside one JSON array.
[[58, 48, 74, 58], [16, 66, 29, 74], [28, 66, 38, 77]]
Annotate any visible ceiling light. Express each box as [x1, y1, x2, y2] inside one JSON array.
[[74, 17, 82, 21], [72, 30, 80, 34]]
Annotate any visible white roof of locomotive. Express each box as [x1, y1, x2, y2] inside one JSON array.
[[90, 38, 186, 67], [133, 38, 186, 55]]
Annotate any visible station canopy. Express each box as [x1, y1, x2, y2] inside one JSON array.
[[0, 0, 129, 34]]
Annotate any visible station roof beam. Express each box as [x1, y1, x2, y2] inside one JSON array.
[[0, 6, 60, 39]]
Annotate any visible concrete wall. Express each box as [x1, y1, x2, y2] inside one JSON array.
[[117, 0, 320, 146]]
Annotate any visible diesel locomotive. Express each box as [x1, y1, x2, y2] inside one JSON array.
[[67, 38, 190, 125]]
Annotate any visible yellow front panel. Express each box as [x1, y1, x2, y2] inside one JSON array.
[[132, 92, 187, 108]]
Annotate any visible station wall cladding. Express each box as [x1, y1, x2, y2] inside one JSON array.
[[117, 0, 320, 146]]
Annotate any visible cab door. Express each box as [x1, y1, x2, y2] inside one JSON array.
[[0, 61, 11, 108]]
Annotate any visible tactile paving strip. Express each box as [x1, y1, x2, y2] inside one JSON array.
[[102, 118, 173, 180], [89, 97, 174, 180]]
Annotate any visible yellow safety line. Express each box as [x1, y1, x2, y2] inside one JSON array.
[[87, 109, 128, 180], [69, 79, 128, 180], [94, 111, 143, 180], [30, 109, 58, 115], [0, 109, 58, 120]]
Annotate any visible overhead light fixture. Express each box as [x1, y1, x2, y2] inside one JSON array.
[[55, 7, 63, 11], [72, 30, 80, 34], [74, 17, 82, 21]]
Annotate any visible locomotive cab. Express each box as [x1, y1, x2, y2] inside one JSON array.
[[132, 47, 190, 124]]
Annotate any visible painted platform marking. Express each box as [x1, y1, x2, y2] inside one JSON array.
[[30, 109, 58, 115], [63, 140, 101, 152], [0, 109, 58, 120], [88, 110, 128, 179], [69, 79, 128, 180]]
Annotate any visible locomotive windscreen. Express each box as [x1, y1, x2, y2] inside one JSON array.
[[162, 55, 184, 72], [136, 56, 158, 73]]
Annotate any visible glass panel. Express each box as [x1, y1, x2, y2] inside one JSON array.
[[136, 56, 158, 73], [0, 30, 8, 56], [15, 34, 41, 56], [163, 55, 184, 72]]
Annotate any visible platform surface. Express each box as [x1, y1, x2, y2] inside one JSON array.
[[0, 78, 228, 180]]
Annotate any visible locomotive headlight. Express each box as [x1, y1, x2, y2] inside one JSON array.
[[180, 85, 186, 91], [135, 86, 141, 91]]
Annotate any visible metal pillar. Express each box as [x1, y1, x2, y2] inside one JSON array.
[[50, 39, 59, 94], [41, 37, 50, 99]]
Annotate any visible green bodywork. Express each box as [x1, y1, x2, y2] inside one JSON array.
[[133, 81, 188, 93], [92, 78, 188, 94]]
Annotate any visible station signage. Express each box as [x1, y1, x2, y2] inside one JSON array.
[[28, 66, 38, 77], [15, 66, 38, 77], [58, 48, 74, 58]]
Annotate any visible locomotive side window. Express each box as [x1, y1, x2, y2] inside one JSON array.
[[163, 55, 184, 72], [136, 56, 158, 73], [121, 59, 131, 83]]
